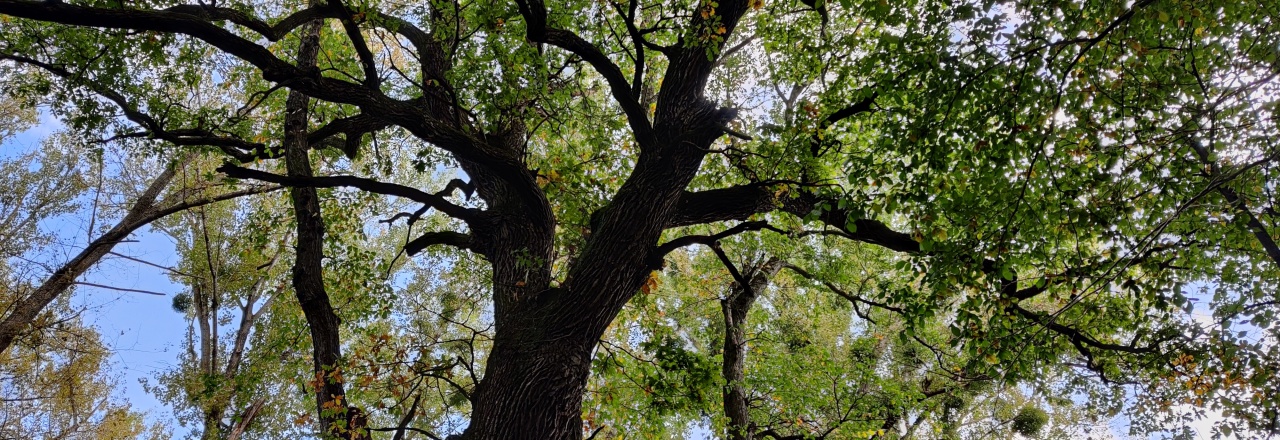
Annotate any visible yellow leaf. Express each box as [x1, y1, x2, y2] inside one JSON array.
[[640, 271, 660, 294]]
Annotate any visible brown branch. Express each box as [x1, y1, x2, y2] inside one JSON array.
[[1007, 303, 1158, 355], [709, 241, 751, 295], [650, 220, 784, 267], [0, 0, 511, 173], [326, 0, 380, 88], [405, 231, 474, 255], [669, 184, 920, 253], [217, 165, 478, 222], [390, 394, 423, 440], [821, 93, 878, 127], [162, 4, 330, 41], [515, 0, 654, 147], [1187, 139, 1280, 270], [783, 263, 904, 315]]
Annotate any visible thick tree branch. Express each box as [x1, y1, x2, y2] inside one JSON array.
[[821, 94, 879, 127], [670, 184, 920, 253], [405, 231, 474, 255], [1187, 139, 1280, 270], [652, 0, 752, 126], [515, 0, 655, 146], [1007, 303, 1156, 355], [163, 4, 330, 41], [0, 0, 512, 173], [217, 164, 478, 222], [0, 53, 276, 161], [327, 0, 381, 88]]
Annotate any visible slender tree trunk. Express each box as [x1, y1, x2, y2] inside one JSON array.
[[283, 19, 367, 440], [0, 155, 272, 356], [722, 258, 782, 440], [226, 397, 266, 440], [202, 408, 223, 440]]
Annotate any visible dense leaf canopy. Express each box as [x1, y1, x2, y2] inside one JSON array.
[[0, 0, 1278, 438]]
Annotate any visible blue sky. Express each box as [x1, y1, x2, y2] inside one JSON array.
[[3, 115, 192, 434]]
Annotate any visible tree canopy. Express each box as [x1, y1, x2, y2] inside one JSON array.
[[1, 0, 1278, 438]]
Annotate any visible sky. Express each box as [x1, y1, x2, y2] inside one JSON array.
[[3, 115, 193, 435]]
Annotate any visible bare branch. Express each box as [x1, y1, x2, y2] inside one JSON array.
[[783, 263, 904, 315], [217, 164, 479, 223], [73, 281, 166, 296]]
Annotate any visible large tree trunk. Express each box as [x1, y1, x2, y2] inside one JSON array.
[[460, 120, 725, 438], [464, 330, 596, 439]]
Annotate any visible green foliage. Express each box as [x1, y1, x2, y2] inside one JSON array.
[[1012, 405, 1049, 437], [2, 0, 1279, 437], [0, 137, 155, 439], [638, 335, 719, 413]]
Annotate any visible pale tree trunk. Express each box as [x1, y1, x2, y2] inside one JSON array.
[[0, 155, 277, 356]]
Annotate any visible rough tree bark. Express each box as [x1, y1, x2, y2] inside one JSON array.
[[454, 1, 758, 438], [0, 1, 849, 438], [722, 258, 784, 440], [282, 18, 368, 439]]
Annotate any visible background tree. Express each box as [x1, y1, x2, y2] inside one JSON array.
[[0, 135, 158, 440]]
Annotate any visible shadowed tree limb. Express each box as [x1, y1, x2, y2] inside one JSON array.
[[278, 18, 368, 439], [217, 164, 480, 223]]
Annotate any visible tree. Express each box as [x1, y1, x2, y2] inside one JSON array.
[[584, 236, 1100, 439], [1, 0, 1278, 438], [145, 161, 291, 440], [0, 137, 155, 440]]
